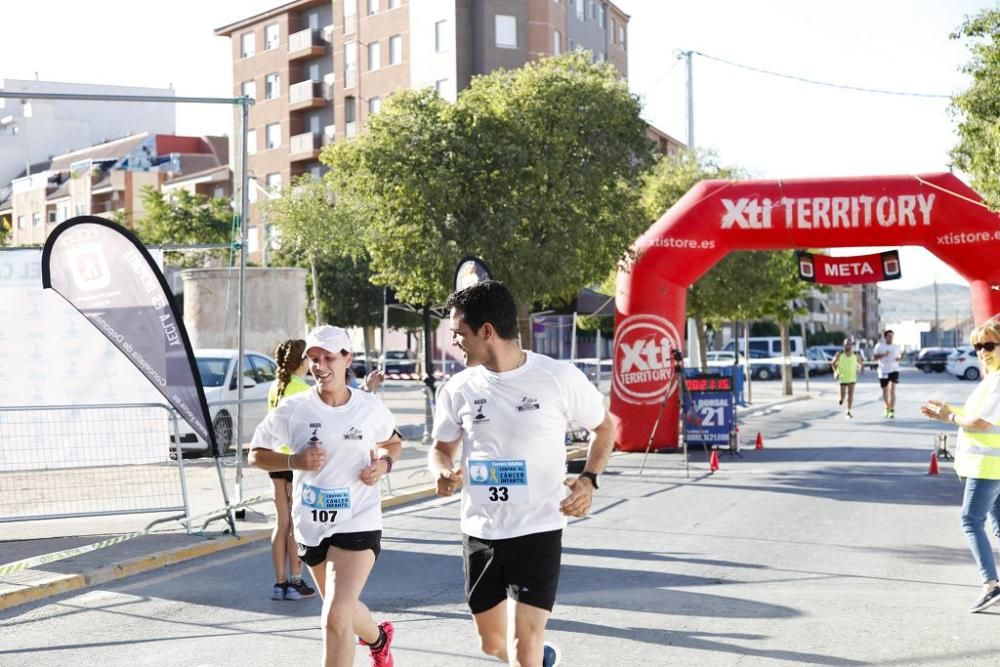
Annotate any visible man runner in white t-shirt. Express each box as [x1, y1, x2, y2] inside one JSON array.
[[429, 281, 615, 667], [873, 329, 904, 418]]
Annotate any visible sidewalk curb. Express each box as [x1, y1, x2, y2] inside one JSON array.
[[737, 393, 814, 419], [1, 488, 441, 613]]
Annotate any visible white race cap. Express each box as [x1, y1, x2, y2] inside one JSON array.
[[304, 325, 352, 357]]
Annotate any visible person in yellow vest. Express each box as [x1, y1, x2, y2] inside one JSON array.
[[830, 339, 863, 419], [921, 319, 1000, 612]]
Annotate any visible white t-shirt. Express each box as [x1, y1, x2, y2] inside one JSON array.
[[432, 351, 606, 540], [873, 341, 902, 377], [251, 387, 396, 546]]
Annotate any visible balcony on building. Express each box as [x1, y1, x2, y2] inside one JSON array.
[[289, 131, 322, 161], [288, 28, 326, 60], [289, 80, 325, 111]]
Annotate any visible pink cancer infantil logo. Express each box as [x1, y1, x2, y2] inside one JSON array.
[[612, 314, 682, 405]]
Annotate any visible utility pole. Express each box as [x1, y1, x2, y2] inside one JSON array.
[[933, 279, 941, 346], [677, 49, 699, 365]]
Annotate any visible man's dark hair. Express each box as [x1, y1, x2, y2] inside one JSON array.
[[884, 329, 894, 337], [446, 280, 518, 340]]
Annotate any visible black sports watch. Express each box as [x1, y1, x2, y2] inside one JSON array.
[[578, 471, 599, 490]]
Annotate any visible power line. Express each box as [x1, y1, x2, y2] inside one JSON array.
[[691, 50, 952, 100]]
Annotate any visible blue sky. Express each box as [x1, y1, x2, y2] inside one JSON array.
[[4, 0, 994, 289]]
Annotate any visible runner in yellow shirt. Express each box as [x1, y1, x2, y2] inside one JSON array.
[[831, 338, 864, 419]]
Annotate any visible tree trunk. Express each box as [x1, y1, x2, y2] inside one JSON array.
[[363, 325, 374, 373], [517, 301, 533, 351], [780, 321, 792, 396], [695, 316, 709, 372]]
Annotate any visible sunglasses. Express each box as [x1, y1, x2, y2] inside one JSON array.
[[974, 342, 998, 352]]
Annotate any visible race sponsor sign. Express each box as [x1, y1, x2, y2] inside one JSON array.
[[612, 314, 682, 406]]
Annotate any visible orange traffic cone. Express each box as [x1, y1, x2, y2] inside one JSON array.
[[928, 451, 939, 475], [709, 449, 720, 472], [755, 432, 764, 450]]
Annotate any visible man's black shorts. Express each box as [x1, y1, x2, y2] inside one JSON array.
[[879, 371, 900, 388], [269, 470, 293, 482], [297, 530, 382, 567], [463, 529, 562, 614]]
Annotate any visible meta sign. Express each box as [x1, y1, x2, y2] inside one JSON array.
[[796, 250, 901, 285]]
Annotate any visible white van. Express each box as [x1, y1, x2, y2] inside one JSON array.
[[723, 336, 805, 358]]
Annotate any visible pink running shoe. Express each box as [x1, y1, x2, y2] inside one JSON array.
[[361, 620, 394, 667]]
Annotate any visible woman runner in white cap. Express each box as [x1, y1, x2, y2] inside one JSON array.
[[250, 324, 402, 667]]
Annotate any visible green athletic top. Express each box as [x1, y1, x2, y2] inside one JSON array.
[[835, 352, 860, 384]]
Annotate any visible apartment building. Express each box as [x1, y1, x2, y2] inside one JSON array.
[[215, 0, 681, 261], [0, 133, 229, 246]]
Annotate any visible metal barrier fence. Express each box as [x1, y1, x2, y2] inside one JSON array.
[[0, 403, 190, 528]]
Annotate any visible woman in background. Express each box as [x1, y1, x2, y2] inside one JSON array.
[[922, 319, 1000, 612], [265, 338, 317, 601]]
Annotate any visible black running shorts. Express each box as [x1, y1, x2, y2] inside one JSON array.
[[298, 530, 382, 567], [269, 470, 293, 482], [879, 371, 900, 388], [463, 529, 562, 614]]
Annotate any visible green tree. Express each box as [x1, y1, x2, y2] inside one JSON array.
[[324, 52, 655, 344], [640, 150, 749, 365], [951, 9, 1000, 208], [132, 187, 234, 267]]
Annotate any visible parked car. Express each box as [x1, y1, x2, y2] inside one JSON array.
[[947, 344, 981, 381], [805, 347, 833, 375], [697, 350, 780, 381], [169, 349, 276, 456], [352, 351, 419, 377], [914, 347, 955, 373]]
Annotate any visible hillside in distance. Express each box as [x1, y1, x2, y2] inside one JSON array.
[[879, 283, 971, 323]]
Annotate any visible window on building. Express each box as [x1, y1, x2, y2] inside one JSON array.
[[598, 3, 606, 28], [265, 73, 280, 99], [575, 0, 584, 20], [368, 41, 381, 71], [596, 51, 605, 62], [48, 210, 57, 223], [75, 204, 86, 216], [345, 96, 357, 123], [388, 0, 399, 8], [266, 122, 281, 149], [241, 80, 256, 100], [435, 20, 447, 51], [32, 212, 42, 227], [495, 15, 517, 48], [265, 23, 280, 50], [389, 34, 402, 64], [368, 0, 378, 15], [266, 172, 282, 193], [618, 24, 626, 46], [345, 41, 357, 84], [248, 183, 258, 204], [553, 30, 561, 55], [16, 215, 25, 229], [369, 97, 382, 114], [611, 18, 617, 42], [435, 79, 447, 95], [57, 202, 69, 222], [307, 11, 319, 30], [240, 31, 255, 58], [591, 1, 598, 20], [247, 129, 257, 155]]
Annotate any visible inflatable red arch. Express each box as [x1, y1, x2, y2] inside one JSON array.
[[612, 172, 1000, 451]]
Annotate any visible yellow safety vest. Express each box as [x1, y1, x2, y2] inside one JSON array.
[[955, 371, 1000, 479]]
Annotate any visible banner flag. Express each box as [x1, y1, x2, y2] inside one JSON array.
[[454, 256, 492, 292], [796, 250, 901, 285], [41, 216, 216, 453]]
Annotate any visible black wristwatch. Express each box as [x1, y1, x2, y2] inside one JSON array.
[[578, 471, 599, 490]]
